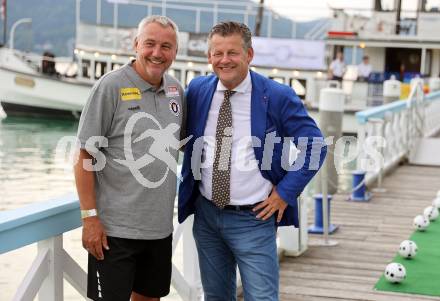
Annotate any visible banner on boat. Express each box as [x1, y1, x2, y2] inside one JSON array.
[[252, 37, 326, 70], [185, 33, 325, 70]]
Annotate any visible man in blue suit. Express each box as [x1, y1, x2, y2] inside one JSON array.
[[178, 22, 326, 300]]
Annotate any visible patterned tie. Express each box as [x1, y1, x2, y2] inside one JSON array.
[[212, 90, 235, 208]]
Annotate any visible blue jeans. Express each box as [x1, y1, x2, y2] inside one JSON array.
[[193, 195, 279, 301]]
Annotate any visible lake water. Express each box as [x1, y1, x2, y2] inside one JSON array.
[[0, 117, 78, 210]]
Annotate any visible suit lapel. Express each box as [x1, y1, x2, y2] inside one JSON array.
[[196, 76, 219, 137], [250, 71, 268, 163]]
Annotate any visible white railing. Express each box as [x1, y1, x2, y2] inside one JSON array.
[[304, 19, 332, 40], [0, 195, 87, 301], [355, 84, 440, 187], [0, 193, 307, 301], [0, 195, 204, 301]]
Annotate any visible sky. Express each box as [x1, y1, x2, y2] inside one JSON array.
[[261, 0, 440, 21]]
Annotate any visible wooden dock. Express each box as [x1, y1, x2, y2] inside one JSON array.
[[279, 164, 440, 301]]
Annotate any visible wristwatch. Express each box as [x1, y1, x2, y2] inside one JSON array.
[[81, 209, 98, 219]]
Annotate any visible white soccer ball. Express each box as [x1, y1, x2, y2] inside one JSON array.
[[413, 215, 430, 231], [398, 240, 418, 259], [424, 206, 439, 221], [384, 262, 406, 283], [432, 197, 440, 209]]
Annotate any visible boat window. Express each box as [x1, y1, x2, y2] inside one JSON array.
[[82, 59, 91, 79], [343, 47, 364, 65], [290, 79, 306, 96], [111, 63, 122, 71], [95, 61, 107, 79], [269, 76, 284, 84], [168, 69, 182, 82], [185, 70, 201, 86]]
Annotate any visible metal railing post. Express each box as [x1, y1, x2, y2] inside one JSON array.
[[321, 160, 330, 244], [308, 159, 338, 246]]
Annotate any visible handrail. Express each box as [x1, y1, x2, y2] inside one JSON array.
[[356, 90, 440, 124], [0, 194, 80, 254], [425, 90, 440, 101], [355, 101, 407, 124]]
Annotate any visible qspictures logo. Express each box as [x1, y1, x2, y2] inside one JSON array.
[[56, 113, 385, 189], [113, 112, 190, 188]]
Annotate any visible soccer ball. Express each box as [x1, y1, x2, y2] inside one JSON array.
[[424, 206, 439, 221], [432, 197, 440, 209], [413, 215, 430, 231], [384, 263, 406, 283], [398, 240, 418, 259]]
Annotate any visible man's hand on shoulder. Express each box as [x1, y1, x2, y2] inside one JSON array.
[[253, 187, 288, 223], [82, 216, 109, 260]]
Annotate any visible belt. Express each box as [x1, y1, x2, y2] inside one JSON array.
[[223, 202, 262, 211]]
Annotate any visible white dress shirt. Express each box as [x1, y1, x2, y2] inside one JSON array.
[[357, 62, 372, 78], [199, 72, 273, 205], [330, 59, 345, 77]]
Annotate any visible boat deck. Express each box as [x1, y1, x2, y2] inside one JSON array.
[[278, 164, 440, 301]]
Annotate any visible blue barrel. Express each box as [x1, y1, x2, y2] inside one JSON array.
[[308, 194, 338, 234], [349, 170, 371, 201]]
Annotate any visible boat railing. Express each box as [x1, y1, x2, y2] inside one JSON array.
[[1, 48, 76, 78], [13, 49, 41, 71], [304, 18, 332, 40], [77, 0, 295, 39], [0, 48, 39, 73], [0, 191, 307, 300], [355, 83, 440, 186], [329, 7, 440, 38]]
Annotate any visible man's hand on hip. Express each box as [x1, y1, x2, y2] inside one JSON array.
[[253, 187, 288, 223], [82, 217, 109, 260]]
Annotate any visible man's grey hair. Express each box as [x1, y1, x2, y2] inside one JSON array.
[[136, 15, 179, 45], [208, 21, 252, 51]]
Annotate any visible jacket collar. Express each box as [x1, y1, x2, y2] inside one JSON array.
[[196, 70, 268, 149]]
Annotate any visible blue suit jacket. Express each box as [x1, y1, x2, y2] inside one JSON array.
[[178, 71, 326, 227]]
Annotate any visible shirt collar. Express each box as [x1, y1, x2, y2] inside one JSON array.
[[216, 71, 251, 94], [124, 60, 167, 93]]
